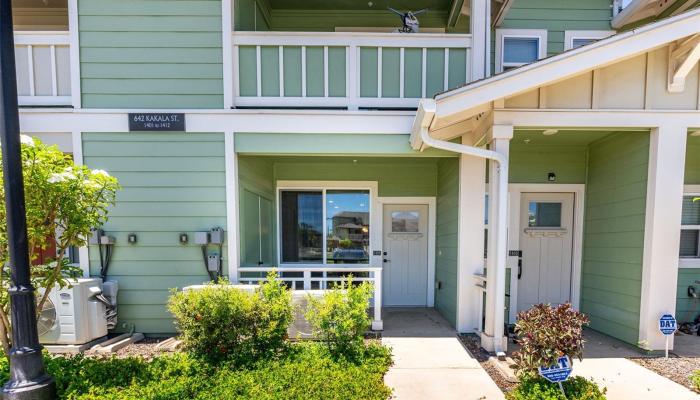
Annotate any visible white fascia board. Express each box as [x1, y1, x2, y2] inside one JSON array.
[[410, 99, 437, 150], [432, 9, 700, 125], [18, 109, 416, 135], [493, 109, 700, 129], [611, 0, 657, 29]]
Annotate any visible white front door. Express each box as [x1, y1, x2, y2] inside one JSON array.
[[517, 193, 575, 313], [382, 204, 429, 306]]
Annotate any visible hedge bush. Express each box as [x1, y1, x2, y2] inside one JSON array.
[[691, 370, 700, 392], [305, 278, 373, 360], [0, 343, 393, 400], [506, 376, 606, 400], [167, 272, 293, 363]]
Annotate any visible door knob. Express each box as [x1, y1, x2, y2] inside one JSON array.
[[383, 259, 390, 263]]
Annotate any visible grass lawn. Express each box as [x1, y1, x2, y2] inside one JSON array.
[[0, 342, 393, 400]]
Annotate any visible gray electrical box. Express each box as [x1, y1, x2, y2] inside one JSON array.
[[89, 229, 104, 245], [99, 235, 116, 245], [210, 227, 224, 244], [207, 254, 220, 272], [194, 231, 210, 245]]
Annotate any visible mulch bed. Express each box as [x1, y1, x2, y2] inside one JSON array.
[[630, 356, 700, 393], [458, 333, 517, 393]]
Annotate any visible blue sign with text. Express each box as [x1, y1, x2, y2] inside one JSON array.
[[659, 314, 677, 336], [538, 356, 572, 383]]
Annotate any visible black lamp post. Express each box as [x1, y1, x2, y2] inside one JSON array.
[[0, 0, 56, 398]]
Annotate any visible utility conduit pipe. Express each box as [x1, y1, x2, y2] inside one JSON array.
[[413, 99, 508, 353]]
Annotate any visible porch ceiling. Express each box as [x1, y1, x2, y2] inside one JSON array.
[[268, 0, 453, 11], [511, 130, 616, 147]]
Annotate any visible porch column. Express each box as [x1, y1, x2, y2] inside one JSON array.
[[456, 136, 487, 333], [224, 132, 240, 281], [638, 125, 688, 351], [481, 125, 512, 353]]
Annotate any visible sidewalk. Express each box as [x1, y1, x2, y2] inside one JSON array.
[[573, 329, 700, 399], [382, 308, 504, 400]]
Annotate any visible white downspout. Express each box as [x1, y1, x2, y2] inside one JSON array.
[[414, 100, 508, 353]]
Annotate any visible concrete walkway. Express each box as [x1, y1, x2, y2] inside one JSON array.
[[573, 330, 700, 399], [382, 308, 504, 400]]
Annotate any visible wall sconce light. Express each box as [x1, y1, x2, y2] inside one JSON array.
[[548, 172, 556, 182], [127, 233, 137, 244], [179, 233, 189, 244]]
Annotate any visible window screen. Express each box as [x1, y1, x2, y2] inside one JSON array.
[[503, 37, 539, 64]]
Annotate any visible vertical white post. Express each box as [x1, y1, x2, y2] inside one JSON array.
[[482, 125, 512, 353], [470, 0, 490, 81], [372, 269, 383, 330], [347, 45, 358, 110], [638, 125, 687, 351], [224, 132, 240, 282], [456, 135, 487, 333], [72, 131, 90, 277], [68, 0, 81, 108], [303, 270, 311, 290], [222, 0, 233, 109]]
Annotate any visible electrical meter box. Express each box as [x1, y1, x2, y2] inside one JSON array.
[[194, 231, 210, 245], [210, 228, 224, 244], [207, 255, 220, 272]]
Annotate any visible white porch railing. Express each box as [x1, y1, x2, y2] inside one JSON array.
[[238, 266, 383, 328], [232, 31, 471, 110], [14, 31, 72, 106]]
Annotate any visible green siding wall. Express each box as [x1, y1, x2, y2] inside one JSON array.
[[677, 268, 700, 323], [687, 134, 700, 184], [509, 144, 588, 184], [83, 133, 227, 334], [79, 0, 223, 108], [272, 157, 439, 197], [581, 132, 649, 345], [435, 158, 459, 326], [493, 0, 613, 73]]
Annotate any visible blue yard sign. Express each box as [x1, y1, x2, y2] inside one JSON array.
[[659, 314, 676, 335], [538, 356, 572, 384]]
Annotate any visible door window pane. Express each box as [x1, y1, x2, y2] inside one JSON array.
[[392, 211, 420, 233], [504, 37, 539, 64], [326, 190, 369, 264], [680, 230, 700, 258], [528, 202, 562, 227], [681, 196, 700, 225], [280, 191, 323, 263]]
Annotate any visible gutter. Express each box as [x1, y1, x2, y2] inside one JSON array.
[[412, 99, 508, 353]]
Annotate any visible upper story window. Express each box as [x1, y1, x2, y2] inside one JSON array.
[[495, 29, 547, 73], [681, 195, 700, 260], [564, 31, 616, 51]]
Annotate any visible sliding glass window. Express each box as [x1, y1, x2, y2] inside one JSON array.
[[279, 189, 370, 265]]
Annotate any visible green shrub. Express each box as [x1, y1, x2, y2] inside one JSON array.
[[305, 278, 373, 360], [506, 376, 606, 400], [513, 303, 589, 376], [167, 272, 293, 363], [691, 370, 700, 392], [0, 343, 393, 400]]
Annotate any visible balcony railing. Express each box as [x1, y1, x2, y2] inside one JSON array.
[[14, 31, 72, 106], [232, 32, 472, 109]]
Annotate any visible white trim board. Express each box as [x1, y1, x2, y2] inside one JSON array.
[[67, 0, 80, 109], [505, 184, 586, 324], [224, 132, 240, 280], [377, 196, 437, 308]]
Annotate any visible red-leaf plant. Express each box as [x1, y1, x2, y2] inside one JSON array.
[[512, 303, 589, 377]]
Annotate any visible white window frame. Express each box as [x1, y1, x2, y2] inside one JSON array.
[[495, 29, 547, 73], [680, 185, 700, 268], [564, 30, 616, 51], [275, 181, 380, 268]]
